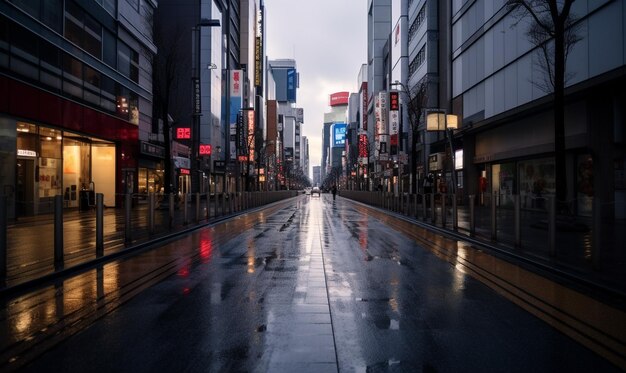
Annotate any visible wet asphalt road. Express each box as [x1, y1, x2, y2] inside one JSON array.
[[15, 195, 618, 372]]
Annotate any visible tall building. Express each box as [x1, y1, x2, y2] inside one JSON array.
[[453, 2, 626, 219], [268, 59, 300, 189], [301, 135, 309, 181], [312, 165, 321, 187], [322, 92, 349, 187], [1, 0, 155, 218]]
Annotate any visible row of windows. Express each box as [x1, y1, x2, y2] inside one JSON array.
[[10, 0, 139, 83], [409, 45, 426, 77], [0, 17, 139, 124], [408, 4, 426, 42]]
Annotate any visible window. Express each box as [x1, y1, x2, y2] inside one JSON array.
[[40, 40, 62, 90], [63, 53, 83, 98], [96, 0, 116, 15], [118, 42, 139, 82], [102, 30, 116, 68], [83, 65, 101, 105], [10, 24, 38, 80], [41, 0, 63, 33], [409, 45, 426, 77], [126, 0, 139, 11], [64, 1, 102, 59], [408, 5, 426, 42]]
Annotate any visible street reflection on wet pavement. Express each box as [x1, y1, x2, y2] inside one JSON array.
[[1, 195, 620, 372]]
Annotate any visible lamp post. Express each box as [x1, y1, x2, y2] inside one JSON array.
[[426, 110, 458, 196], [191, 18, 220, 194]]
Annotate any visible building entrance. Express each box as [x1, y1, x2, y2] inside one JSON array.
[[16, 158, 35, 216]]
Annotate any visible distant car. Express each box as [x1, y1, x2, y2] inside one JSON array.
[[304, 187, 312, 195], [311, 187, 321, 197]]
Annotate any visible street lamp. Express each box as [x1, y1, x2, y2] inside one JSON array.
[[191, 18, 220, 194], [426, 110, 458, 195]]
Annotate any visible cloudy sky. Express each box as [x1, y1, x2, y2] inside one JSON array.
[[264, 0, 367, 179]]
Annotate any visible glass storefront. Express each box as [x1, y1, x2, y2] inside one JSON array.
[[138, 167, 164, 197], [16, 121, 116, 215]]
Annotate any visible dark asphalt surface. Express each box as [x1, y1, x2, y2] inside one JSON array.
[[12, 195, 619, 372]]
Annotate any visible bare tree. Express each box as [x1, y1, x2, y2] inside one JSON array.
[[150, 6, 189, 194], [404, 79, 428, 194], [507, 0, 581, 210]]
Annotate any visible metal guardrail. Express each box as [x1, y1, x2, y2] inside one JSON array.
[[0, 191, 298, 287], [340, 190, 625, 294]]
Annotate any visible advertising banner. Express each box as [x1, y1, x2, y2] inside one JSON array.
[[332, 123, 347, 147], [389, 90, 399, 153], [230, 70, 243, 159], [329, 92, 349, 106], [287, 68, 297, 102], [361, 83, 368, 131]]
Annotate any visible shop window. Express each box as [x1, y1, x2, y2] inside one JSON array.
[[16, 122, 38, 153], [115, 86, 139, 124], [40, 127, 63, 159], [39, 127, 63, 199], [519, 158, 555, 210]]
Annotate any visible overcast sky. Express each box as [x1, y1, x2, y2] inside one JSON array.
[[264, 0, 367, 179]]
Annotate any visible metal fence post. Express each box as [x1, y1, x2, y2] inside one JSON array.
[[54, 195, 64, 269], [169, 193, 175, 229], [548, 196, 556, 257], [196, 193, 201, 223], [592, 196, 601, 270], [0, 195, 7, 282], [183, 193, 188, 225], [125, 193, 132, 243], [452, 194, 458, 230], [442, 194, 447, 227], [514, 194, 521, 247], [469, 195, 476, 236], [430, 193, 436, 224], [148, 193, 155, 235], [96, 193, 104, 256], [491, 191, 497, 241]]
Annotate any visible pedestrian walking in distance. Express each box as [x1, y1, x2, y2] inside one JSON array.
[[331, 185, 338, 201]]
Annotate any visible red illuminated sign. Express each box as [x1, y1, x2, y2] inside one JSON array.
[[329, 92, 349, 107], [238, 155, 248, 162], [180, 168, 190, 175], [389, 91, 399, 111], [359, 134, 368, 158], [176, 127, 191, 139], [199, 144, 212, 155]]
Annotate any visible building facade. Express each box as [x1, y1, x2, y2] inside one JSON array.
[[1, 0, 156, 218]]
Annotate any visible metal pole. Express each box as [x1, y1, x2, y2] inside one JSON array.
[[592, 196, 601, 270], [0, 195, 7, 282], [196, 193, 201, 223], [183, 193, 188, 225], [96, 193, 104, 256], [422, 194, 427, 222], [442, 194, 447, 227], [125, 193, 132, 243], [514, 194, 521, 247], [452, 194, 458, 230], [169, 193, 174, 229], [548, 196, 556, 256], [469, 195, 476, 236], [491, 191, 497, 241], [148, 193, 155, 235], [430, 193, 435, 224], [54, 195, 63, 269]]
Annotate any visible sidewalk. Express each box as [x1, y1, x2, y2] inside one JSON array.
[[2, 192, 297, 290], [341, 191, 626, 299]]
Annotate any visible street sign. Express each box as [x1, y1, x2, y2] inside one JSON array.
[[199, 144, 212, 155]]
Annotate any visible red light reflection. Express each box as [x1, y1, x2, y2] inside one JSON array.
[[199, 231, 213, 264]]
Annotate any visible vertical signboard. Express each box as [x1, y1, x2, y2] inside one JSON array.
[[247, 109, 255, 162], [361, 82, 368, 131], [378, 91, 388, 161], [254, 7, 263, 89], [389, 90, 399, 155], [358, 133, 368, 165], [230, 70, 243, 159], [193, 78, 201, 115], [236, 112, 247, 156]]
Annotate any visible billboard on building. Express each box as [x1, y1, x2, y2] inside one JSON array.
[[389, 90, 399, 154], [230, 70, 243, 159], [287, 68, 297, 102], [361, 83, 368, 131], [254, 7, 264, 89], [329, 92, 349, 106], [332, 123, 347, 147]]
